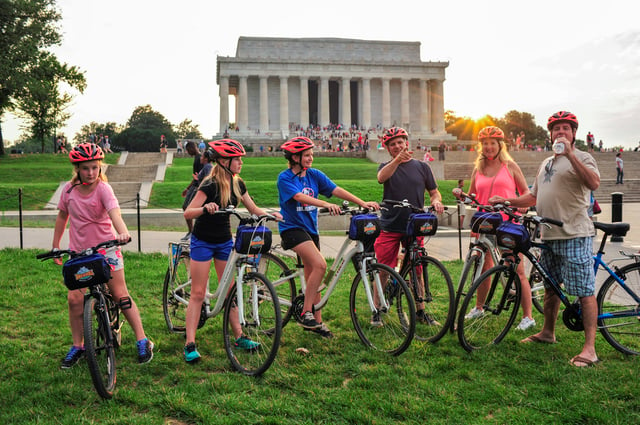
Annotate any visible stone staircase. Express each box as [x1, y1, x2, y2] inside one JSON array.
[[46, 152, 171, 209]]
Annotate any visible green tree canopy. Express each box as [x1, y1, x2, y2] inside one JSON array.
[[115, 105, 174, 151], [174, 118, 203, 140], [73, 121, 122, 145]]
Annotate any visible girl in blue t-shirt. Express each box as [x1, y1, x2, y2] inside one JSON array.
[[277, 137, 379, 338]]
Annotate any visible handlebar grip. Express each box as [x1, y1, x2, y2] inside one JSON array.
[[542, 217, 564, 227]]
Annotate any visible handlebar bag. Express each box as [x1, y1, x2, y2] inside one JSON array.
[[496, 222, 531, 251], [348, 214, 381, 241], [406, 213, 438, 237], [62, 253, 111, 290], [470, 211, 504, 234], [235, 225, 272, 254]]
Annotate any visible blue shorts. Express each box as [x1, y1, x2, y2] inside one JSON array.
[[540, 237, 595, 297], [190, 235, 233, 262]]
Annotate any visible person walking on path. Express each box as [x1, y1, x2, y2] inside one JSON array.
[[615, 152, 624, 184], [438, 140, 446, 160], [489, 111, 600, 367], [181, 141, 204, 239], [374, 127, 445, 325], [53, 143, 154, 368], [456, 126, 536, 331], [277, 136, 379, 338]]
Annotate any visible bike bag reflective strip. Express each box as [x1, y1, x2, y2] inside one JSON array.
[[348, 214, 381, 241], [470, 211, 504, 234], [62, 253, 111, 290], [495, 222, 531, 251], [234, 225, 272, 254], [406, 213, 438, 237]]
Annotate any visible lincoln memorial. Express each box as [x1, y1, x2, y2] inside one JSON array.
[[216, 37, 455, 142]]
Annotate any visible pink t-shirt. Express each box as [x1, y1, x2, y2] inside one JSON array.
[[58, 180, 120, 251], [474, 163, 517, 205]]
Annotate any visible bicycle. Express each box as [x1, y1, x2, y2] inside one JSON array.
[[380, 199, 455, 343], [162, 207, 282, 376], [255, 202, 417, 355], [452, 190, 546, 336], [36, 239, 130, 399], [457, 207, 640, 355]]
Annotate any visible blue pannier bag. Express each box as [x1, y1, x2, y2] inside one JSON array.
[[406, 213, 438, 237], [496, 222, 530, 251], [235, 225, 272, 254], [348, 214, 381, 241], [62, 253, 111, 290]]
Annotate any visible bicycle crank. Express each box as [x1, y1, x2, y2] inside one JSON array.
[[562, 301, 584, 331]]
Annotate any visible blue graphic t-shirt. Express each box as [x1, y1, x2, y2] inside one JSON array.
[[277, 168, 337, 235]]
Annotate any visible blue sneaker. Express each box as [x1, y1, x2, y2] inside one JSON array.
[[235, 335, 260, 351], [137, 338, 154, 364], [61, 345, 85, 369], [184, 342, 201, 363]]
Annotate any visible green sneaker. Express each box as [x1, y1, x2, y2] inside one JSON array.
[[235, 335, 260, 351], [184, 342, 201, 363]]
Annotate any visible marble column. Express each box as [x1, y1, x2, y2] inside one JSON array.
[[238, 76, 248, 132], [259, 76, 269, 133], [219, 76, 229, 133], [320, 77, 330, 128], [401, 78, 410, 128], [362, 78, 371, 130], [300, 77, 309, 129], [341, 77, 351, 127], [382, 78, 391, 128], [420, 79, 429, 133], [279, 76, 289, 134], [431, 79, 445, 134]]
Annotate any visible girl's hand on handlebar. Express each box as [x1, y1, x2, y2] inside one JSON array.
[[202, 202, 220, 214], [488, 195, 505, 205], [361, 201, 380, 211], [115, 233, 131, 244], [325, 203, 342, 216]]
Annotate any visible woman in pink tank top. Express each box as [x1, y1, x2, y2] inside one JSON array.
[[465, 126, 536, 331]]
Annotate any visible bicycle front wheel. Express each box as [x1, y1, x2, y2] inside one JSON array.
[[84, 293, 117, 399], [162, 252, 190, 333], [223, 272, 282, 376], [457, 265, 521, 352], [597, 262, 640, 355], [350, 262, 416, 356], [400, 255, 454, 342], [255, 252, 297, 327]]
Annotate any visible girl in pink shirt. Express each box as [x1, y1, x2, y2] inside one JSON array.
[[53, 143, 153, 368]]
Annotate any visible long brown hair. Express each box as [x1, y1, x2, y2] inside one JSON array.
[[202, 160, 242, 207]]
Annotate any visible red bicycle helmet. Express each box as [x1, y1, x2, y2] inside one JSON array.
[[381, 127, 408, 146], [207, 139, 246, 158], [547, 111, 579, 131], [478, 126, 505, 141], [69, 143, 104, 163], [280, 136, 315, 154]]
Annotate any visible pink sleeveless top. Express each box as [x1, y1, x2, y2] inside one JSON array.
[[474, 163, 517, 204]]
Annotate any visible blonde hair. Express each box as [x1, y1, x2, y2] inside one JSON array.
[[71, 160, 108, 185], [474, 139, 514, 175], [202, 161, 242, 207]]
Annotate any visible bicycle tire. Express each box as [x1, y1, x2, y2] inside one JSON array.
[[527, 247, 545, 314], [400, 255, 454, 343], [222, 272, 282, 376], [349, 262, 416, 356], [162, 252, 190, 333], [255, 252, 297, 327], [452, 251, 483, 332], [457, 264, 521, 352], [597, 262, 640, 355], [84, 292, 117, 399]]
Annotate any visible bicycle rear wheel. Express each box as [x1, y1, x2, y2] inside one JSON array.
[[457, 265, 521, 352], [84, 292, 117, 399], [350, 262, 416, 356], [162, 252, 190, 333], [255, 252, 297, 327], [452, 251, 483, 332], [223, 272, 282, 376], [597, 262, 640, 355], [400, 255, 454, 342]]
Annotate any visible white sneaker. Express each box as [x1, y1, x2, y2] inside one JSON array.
[[516, 317, 536, 331], [465, 307, 484, 319]]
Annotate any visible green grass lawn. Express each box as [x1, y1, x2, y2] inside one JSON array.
[[2, 248, 639, 424]]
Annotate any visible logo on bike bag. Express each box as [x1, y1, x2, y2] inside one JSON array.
[[74, 266, 96, 282]]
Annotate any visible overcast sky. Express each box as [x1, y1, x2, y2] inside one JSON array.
[[3, 0, 639, 148]]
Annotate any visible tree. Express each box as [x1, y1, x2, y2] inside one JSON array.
[[495, 110, 547, 145], [0, 0, 62, 155], [116, 105, 174, 151], [14, 54, 86, 153], [73, 121, 121, 145], [174, 118, 203, 140]]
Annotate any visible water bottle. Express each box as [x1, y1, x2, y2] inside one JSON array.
[[553, 140, 565, 154]]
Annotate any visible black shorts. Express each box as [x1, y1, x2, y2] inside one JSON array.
[[280, 228, 320, 251]]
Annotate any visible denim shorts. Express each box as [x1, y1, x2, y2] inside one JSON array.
[[540, 237, 595, 297], [189, 235, 233, 262]]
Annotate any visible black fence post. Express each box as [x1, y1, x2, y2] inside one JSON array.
[[19, 188, 24, 249], [611, 192, 624, 242], [137, 193, 142, 252]]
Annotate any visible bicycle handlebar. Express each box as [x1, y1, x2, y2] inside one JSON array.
[[208, 205, 280, 224], [318, 201, 378, 216], [381, 199, 448, 213], [36, 238, 131, 261]]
